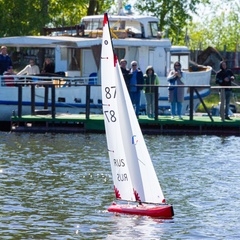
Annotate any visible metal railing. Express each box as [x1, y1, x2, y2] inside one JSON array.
[[0, 74, 97, 87], [8, 80, 240, 122]]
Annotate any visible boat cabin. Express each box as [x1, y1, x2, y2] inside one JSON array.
[[80, 15, 160, 39]]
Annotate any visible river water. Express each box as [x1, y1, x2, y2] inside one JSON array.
[[0, 132, 239, 239]]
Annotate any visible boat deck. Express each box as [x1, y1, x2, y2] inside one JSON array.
[[10, 113, 240, 135]]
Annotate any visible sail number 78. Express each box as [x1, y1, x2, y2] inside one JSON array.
[[104, 110, 116, 122]]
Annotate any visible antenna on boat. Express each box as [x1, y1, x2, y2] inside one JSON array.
[[124, 5, 132, 15], [117, 0, 125, 15], [117, 0, 132, 15]]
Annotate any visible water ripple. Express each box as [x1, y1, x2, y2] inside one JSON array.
[[0, 132, 240, 239]]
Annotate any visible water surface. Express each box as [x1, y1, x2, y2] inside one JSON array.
[[0, 132, 239, 239]]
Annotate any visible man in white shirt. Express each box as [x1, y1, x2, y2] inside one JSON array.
[[17, 59, 40, 75]]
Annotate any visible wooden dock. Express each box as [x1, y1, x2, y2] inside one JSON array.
[[8, 82, 240, 135], [10, 113, 240, 135]]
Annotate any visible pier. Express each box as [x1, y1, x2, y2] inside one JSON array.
[[9, 82, 240, 135]]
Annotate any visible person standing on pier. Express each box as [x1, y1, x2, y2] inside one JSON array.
[[120, 59, 131, 90], [129, 61, 144, 117], [143, 66, 160, 118], [167, 61, 185, 119], [215, 61, 235, 120]]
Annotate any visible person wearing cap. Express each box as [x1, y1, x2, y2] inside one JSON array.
[[120, 59, 131, 88], [143, 66, 160, 118], [0, 46, 13, 75], [129, 61, 144, 117], [17, 59, 40, 76]]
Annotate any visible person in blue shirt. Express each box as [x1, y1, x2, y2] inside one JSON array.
[[0, 46, 13, 75], [129, 61, 144, 117]]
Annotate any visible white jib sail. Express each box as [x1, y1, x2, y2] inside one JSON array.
[[101, 13, 165, 204]]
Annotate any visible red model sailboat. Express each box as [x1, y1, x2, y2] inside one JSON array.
[[101, 13, 174, 218]]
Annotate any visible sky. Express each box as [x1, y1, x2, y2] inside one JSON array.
[[121, 0, 239, 23], [187, 0, 239, 23]]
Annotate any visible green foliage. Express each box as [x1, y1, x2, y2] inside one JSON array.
[[134, 0, 209, 44], [0, 0, 113, 37], [0, 0, 239, 52], [187, 1, 240, 51]]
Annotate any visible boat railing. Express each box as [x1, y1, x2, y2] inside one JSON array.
[[0, 74, 98, 87], [43, 25, 84, 37]]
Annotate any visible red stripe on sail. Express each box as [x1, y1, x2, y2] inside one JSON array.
[[114, 186, 121, 199], [114, 53, 118, 67], [103, 13, 108, 26], [133, 189, 141, 202]]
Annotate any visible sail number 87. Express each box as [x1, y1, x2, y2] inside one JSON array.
[[105, 86, 116, 99], [104, 86, 116, 122]]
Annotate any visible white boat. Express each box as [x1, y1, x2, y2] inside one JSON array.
[[101, 13, 173, 218], [0, 11, 212, 122]]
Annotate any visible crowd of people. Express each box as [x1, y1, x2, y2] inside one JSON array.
[[1, 45, 236, 120], [120, 58, 184, 119], [120, 58, 236, 121]]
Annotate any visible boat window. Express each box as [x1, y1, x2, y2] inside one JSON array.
[[170, 54, 189, 70], [67, 48, 81, 71], [125, 20, 142, 36], [109, 21, 126, 30], [11, 47, 54, 69], [83, 19, 145, 38], [148, 22, 159, 38], [83, 20, 102, 30], [115, 48, 126, 61]]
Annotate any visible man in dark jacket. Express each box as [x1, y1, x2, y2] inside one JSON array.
[[0, 46, 13, 75], [215, 61, 235, 120], [129, 61, 144, 117], [42, 58, 55, 74], [120, 59, 131, 88]]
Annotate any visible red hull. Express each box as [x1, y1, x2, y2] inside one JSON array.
[[108, 203, 174, 218]]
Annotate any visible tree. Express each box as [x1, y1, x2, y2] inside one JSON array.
[[134, 0, 210, 44], [0, 0, 113, 37], [187, 0, 240, 51], [87, 0, 113, 15]]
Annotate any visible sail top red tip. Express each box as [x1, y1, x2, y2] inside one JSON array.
[[103, 13, 108, 26]]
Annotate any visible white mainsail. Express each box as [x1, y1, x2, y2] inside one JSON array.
[[101, 13, 165, 204]]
